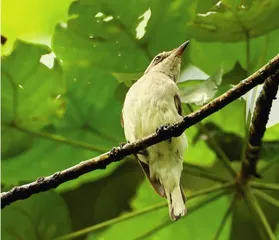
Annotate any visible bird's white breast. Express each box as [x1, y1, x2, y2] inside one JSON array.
[[122, 72, 183, 141], [122, 71, 187, 190]]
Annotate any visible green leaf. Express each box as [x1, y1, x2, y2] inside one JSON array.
[[2, 190, 71, 239], [2, 68, 125, 191], [192, 122, 243, 161], [264, 124, 279, 140], [52, 0, 151, 72], [90, 187, 232, 240], [52, 0, 196, 73], [60, 161, 144, 239], [188, 39, 246, 74], [1, 40, 66, 159], [178, 68, 223, 105], [112, 72, 142, 86], [205, 97, 246, 137], [188, 28, 279, 75], [222, 61, 247, 85], [187, 0, 279, 42]]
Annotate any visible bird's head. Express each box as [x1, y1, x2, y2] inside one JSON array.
[[144, 41, 189, 82]]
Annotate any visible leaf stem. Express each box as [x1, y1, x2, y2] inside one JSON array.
[[3, 70, 18, 120], [212, 194, 236, 240], [183, 162, 228, 183], [259, 157, 279, 174], [11, 124, 108, 153], [55, 181, 234, 240], [135, 190, 229, 240], [244, 187, 275, 240], [250, 181, 279, 192], [253, 189, 279, 209]]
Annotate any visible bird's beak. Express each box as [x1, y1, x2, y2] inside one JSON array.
[[173, 40, 190, 56]]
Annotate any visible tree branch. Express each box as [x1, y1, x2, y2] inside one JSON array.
[[1, 54, 279, 209], [238, 67, 279, 183]]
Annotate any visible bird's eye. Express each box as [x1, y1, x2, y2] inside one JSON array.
[[154, 55, 162, 62]]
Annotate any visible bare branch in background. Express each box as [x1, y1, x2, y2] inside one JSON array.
[[239, 69, 279, 184], [1, 54, 279, 209]]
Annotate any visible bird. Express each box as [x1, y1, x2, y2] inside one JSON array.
[[121, 41, 189, 221]]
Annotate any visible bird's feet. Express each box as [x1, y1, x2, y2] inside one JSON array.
[[156, 123, 171, 135], [109, 141, 129, 159], [119, 141, 129, 148]]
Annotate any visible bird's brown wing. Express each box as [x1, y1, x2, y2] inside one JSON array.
[[137, 158, 166, 198], [121, 111, 164, 197], [174, 94, 182, 116], [174, 94, 186, 202]]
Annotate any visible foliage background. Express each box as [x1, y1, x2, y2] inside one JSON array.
[[1, 0, 279, 239]]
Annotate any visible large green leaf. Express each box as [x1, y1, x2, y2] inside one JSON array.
[[52, 0, 196, 73], [1, 190, 71, 240], [1, 40, 66, 159], [1, 68, 125, 191], [187, 0, 279, 42], [52, 0, 151, 72]]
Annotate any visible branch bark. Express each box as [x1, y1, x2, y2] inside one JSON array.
[[1, 54, 279, 209], [238, 68, 279, 184]]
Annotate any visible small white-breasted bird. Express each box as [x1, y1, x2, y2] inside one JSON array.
[[121, 41, 189, 221]]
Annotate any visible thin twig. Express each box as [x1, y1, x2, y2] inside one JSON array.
[[1, 54, 279, 209], [56, 182, 233, 240], [238, 70, 279, 183]]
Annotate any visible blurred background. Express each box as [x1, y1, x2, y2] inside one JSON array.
[[1, 0, 279, 239]]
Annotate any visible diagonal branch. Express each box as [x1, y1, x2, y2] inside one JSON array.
[[1, 54, 279, 209], [238, 67, 279, 184]]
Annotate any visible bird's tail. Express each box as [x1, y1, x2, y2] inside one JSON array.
[[167, 185, 186, 221]]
